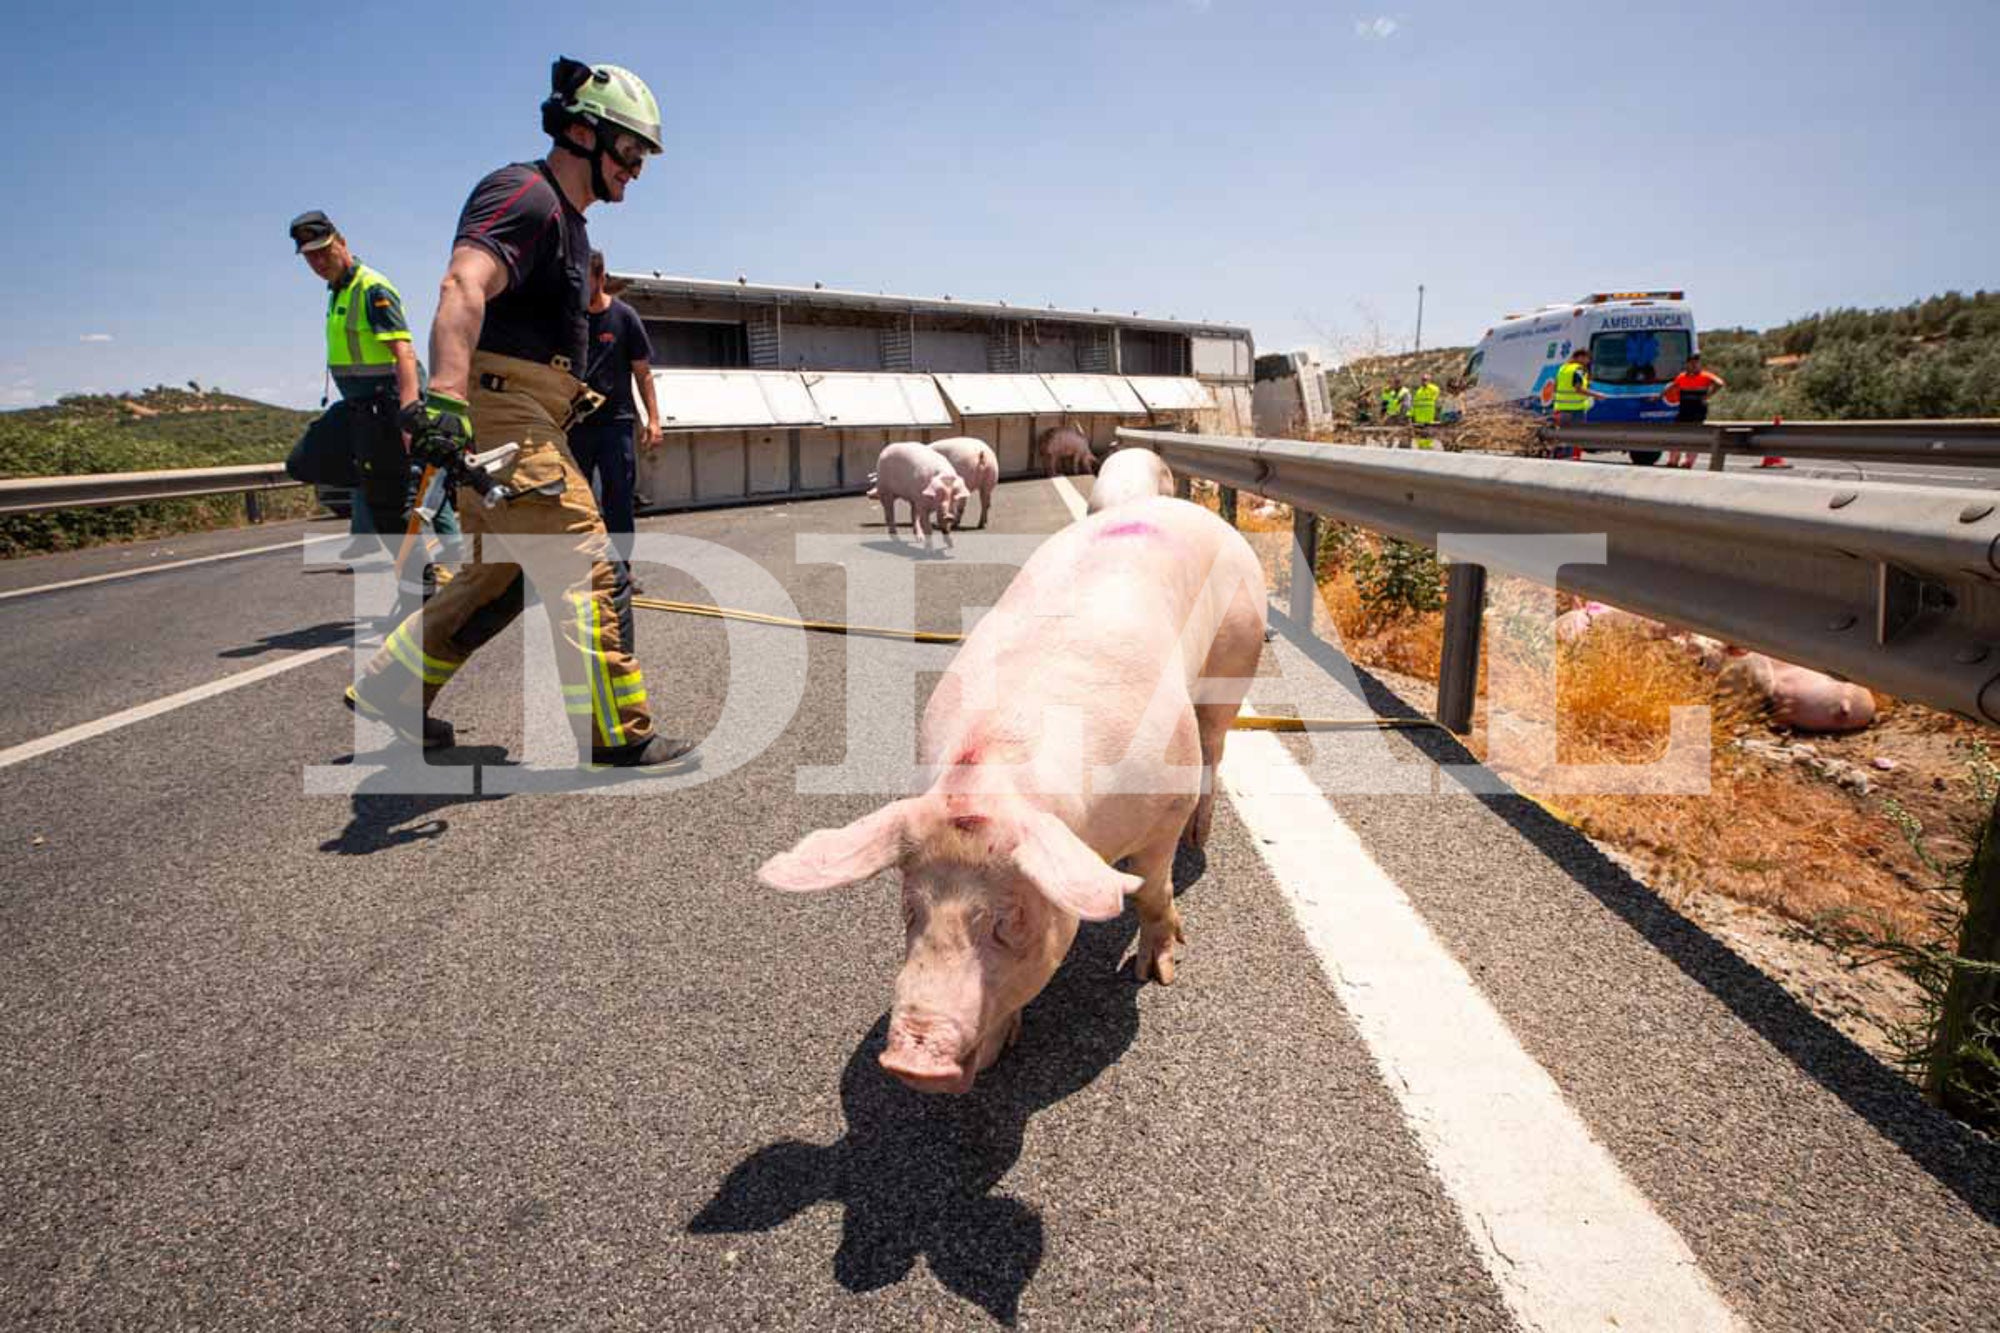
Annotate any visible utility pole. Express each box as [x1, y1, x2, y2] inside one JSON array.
[[1415, 284, 1426, 354]]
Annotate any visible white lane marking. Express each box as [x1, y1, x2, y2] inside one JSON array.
[[1051, 475, 1088, 514], [0, 533, 344, 604], [1049, 477, 1739, 1328], [0, 646, 347, 771], [1224, 720, 1744, 1330]]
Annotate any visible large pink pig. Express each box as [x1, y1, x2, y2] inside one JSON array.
[[870, 441, 970, 549], [932, 436, 999, 529], [1087, 447, 1175, 514], [1038, 424, 1096, 478], [1719, 649, 1877, 733], [759, 496, 1267, 1093]]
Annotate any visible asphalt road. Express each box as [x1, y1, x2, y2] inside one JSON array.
[[1580, 449, 2000, 490], [1, 482, 1997, 1330]]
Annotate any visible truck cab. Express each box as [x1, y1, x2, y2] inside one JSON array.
[[1462, 292, 1697, 464]]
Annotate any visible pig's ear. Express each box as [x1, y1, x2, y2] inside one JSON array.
[[758, 799, 920, 892], [1012, 809, 1141, 921]]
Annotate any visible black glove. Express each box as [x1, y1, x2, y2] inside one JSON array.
[[399, 391, 472, 468]]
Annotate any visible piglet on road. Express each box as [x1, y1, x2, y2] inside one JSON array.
[[760, 496, 1267, 1093], [1038, 425, 1095, 478]]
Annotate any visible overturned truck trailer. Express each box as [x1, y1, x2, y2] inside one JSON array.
[[611, 274, 1254, 511]]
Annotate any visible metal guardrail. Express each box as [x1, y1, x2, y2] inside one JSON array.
[[1120, 426, 2000, 733], [1551, 418, 2000, 470], [0, 464, 302, 518]]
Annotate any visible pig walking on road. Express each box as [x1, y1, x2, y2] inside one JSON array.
[[760, 496, 1267, 1093], [870, 441, 970, 549], [1038, 424, 1095, 478], [932, 436, 999, 529], [1086, 447, 1175, 514]]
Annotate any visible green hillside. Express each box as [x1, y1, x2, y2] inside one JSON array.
[[1327, 290, 2000, 423], [1697, 290, 2000, 420], [0, 386, 319, 557]]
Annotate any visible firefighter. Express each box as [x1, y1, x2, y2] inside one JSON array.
[[342, 57, 694, 767]]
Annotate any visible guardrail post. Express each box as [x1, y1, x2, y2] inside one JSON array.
[[1708, 427, 1728, 472], [1218, 485, 1238, 526], [1290, 508, 1320, 632], [244, 490, 262, 524], [1437, 561, 1487, 735]]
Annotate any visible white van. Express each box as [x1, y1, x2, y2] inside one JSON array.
[[1462, 292, 1697, 464]]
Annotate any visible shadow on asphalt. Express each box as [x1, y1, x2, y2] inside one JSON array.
[[1270, 611, 2000, 1227], [218, 621, 356, 659], [689, 860, 1205, 1325], [858, 538, 955, 560], [318, 745, 512, 855]]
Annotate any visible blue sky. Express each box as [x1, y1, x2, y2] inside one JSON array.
[[3, 0, 1994, 409]]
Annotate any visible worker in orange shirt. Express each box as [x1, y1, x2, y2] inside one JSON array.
[[1662, 353, 1727, 468]]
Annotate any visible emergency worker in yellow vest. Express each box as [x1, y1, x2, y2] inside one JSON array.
[[284, 212, 457, 540], [1411, 373, 1443, 449], [343, 57, 694, 767], [1381, 375, 1409, 422], [1549, 347, 1606, 460]]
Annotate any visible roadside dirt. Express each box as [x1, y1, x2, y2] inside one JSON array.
[[1213, 491, 1980, 1075]]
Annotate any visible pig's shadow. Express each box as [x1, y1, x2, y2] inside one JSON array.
[[689, 872, 1185, 1326]]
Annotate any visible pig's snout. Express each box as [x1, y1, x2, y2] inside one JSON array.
[[880, 1015, 975, 1094]]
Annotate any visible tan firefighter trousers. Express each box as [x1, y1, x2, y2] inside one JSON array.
[[354, 352, 657, 754]]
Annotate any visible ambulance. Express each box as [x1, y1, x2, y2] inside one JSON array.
[[1461, 291, 1697, 464]]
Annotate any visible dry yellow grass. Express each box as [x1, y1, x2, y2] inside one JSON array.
[[1200, 486, 1965, 942]]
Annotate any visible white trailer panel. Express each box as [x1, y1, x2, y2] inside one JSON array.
[[935, 373, 1065, 417], [1039, 374, 1148, 415], [805, 373, 953, 428], [1125, 376, 1215, 412], [650, 370, 819, 430]]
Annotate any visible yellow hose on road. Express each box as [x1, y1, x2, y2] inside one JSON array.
[[630, 595, 967, 644], [630, 595, 1453, 734]]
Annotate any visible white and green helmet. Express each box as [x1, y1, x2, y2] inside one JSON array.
[[562, 63, 663, 154]]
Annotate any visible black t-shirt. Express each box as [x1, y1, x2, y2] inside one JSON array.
[[454, 161, 590, 374], [584, 299, 653, 423]]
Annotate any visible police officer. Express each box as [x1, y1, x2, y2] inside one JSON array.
[[343, 58, 693, 766], [285, 212, 455, 544]]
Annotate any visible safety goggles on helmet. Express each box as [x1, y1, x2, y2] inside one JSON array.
[[603, 130, 653, 174]]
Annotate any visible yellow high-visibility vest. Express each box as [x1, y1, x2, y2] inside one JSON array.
[[1382, 387, 1404, 419], [325, 262, 409, 394], [1412, 381, 1441, 425], [1553, 361, 1592, 413]]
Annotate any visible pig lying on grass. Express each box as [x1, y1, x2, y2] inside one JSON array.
[[1087, 447, 1175, 514], [1559, 600, 1877, 733], [760, 496, 1267, 1093], [932, 436, 999, 529], [869, 441, 970, 549], [1718, 648, 1877, 733]]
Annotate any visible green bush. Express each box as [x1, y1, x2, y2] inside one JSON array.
[[1352, 537, 1442, 624], [0, 388, 320, 558]]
